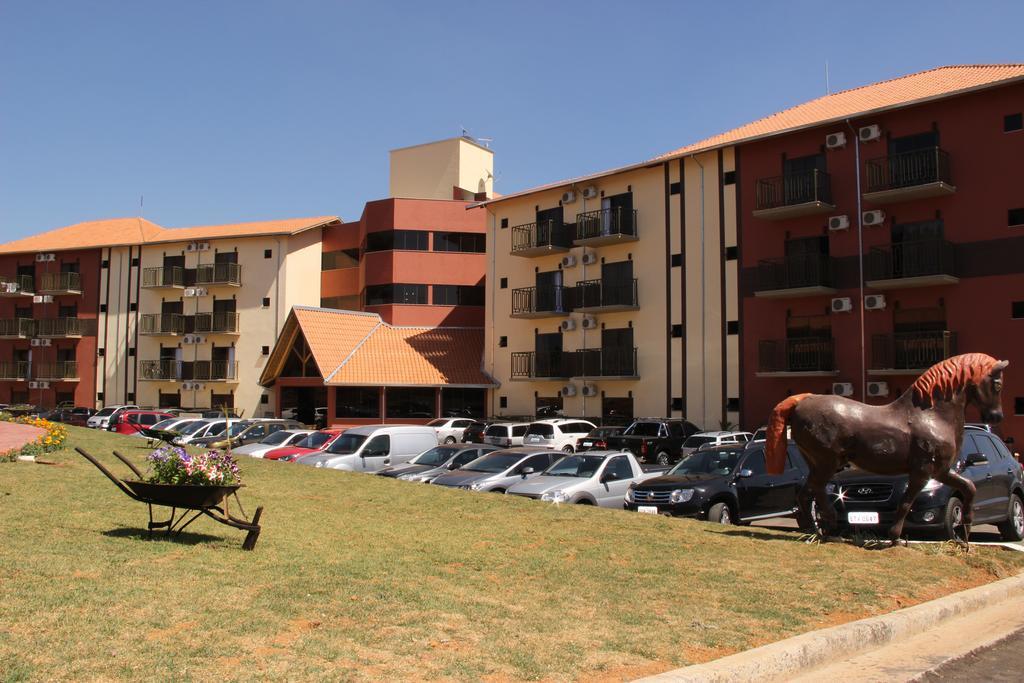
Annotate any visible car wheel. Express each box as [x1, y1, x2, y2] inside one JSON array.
[[444, 436, 456, 444], [575, 500, 593, 505], [997, 493, 1024, 542], [562, 445, 574, 453], [490, 488, 506, 494], [656, 450, 671, 466], [941, 497, 965, 541], [708, 502, 733, 525]]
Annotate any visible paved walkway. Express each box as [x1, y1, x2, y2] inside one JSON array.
[[0, 422, 45, 453]]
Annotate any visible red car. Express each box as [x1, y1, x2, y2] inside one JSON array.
[[264, 429, 344, 462], [112, 410, 175, 435]]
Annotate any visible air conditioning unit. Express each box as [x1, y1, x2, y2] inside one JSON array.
[[867, 381, 889, 397], [831, 297, 853, 313], [193, 335, 206, 344], [862, 209, 886, 226], [581, 316, 598, 330], [561, 190, 577, 204], [581, 186, 598, 200], [581, 252, 598, 266], [859, 124, 882, 142], [828, 215, 850, 231], [561, 255, 577, 268], [825, 131, 847, 149], [832, 382, 854, 397], [187, 241, 211, 252], [32, 295, 53, 304], [560, 319, 576, 332], [581, 383, 598, 398], [28, 381, 39, 389], [35, 253, 56, 262], [560, 384, 577, 398], [183, 335, 195, 344], [184, 287, 208, 297], [864, 294, 886, 311], [38, 381, 49, 389], [194, 287, 208, 296], [30, 338, 51, 347]]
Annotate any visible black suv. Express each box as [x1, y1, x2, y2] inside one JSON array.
[[624, 443, 808, 524], [605, 418, 703, 465], [828, 428, 1024, 541]]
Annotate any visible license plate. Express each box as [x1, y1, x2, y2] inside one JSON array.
[[638, 506, 659, 515], [581, 441, 593, 447], [847, 511, 880, 525]]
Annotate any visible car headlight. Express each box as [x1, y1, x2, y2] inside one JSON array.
[[541, 490, 571, 503], [398, 474, 416, 481], [624, 486, 634, 503], [670, 489, 694, 503], [470, 482, 485, 491], [314, 461, 323, 468], [922, 478, 943, 492]]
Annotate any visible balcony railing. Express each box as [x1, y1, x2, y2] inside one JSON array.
[[510, 350, 570, 380], [33, 361, 79, 381], [871, 331, 957, 372], [865, 147, 953, 200], [566, 347, 638, 379], [140, 314, 191, 336], [754, 169, 833, 219], [38, 272, 82, 294], [511, 286, 572, 318], [755, 254, 836, 296], [195, 263, 242, 286], [571, 278, 639, 311], [574, 208, 638, 245], [0, 361, 29, 381], [758, 338, 836, 374], [194, 360, 238, 381], [194, 311, 240, 334], [142, 267, 186, 288], [0, 318, 36, 338], [866, 239, 959, 287], [511, 220, 572, 256], [140, 360, 187, 381], [36, 318, 95, 338], [0, 275, 34, 297]]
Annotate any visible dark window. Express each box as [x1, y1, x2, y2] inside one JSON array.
[[743, 450, 767, 476], [1013, 302, 1024, 319], [434, 232, 485, 253], [521, 453, 553, 473], [260, 394, 269, 404], [126, 392, 135, 402], [335, 387, 380, 418], [671, 397, 683, 411], [536, 394, 563, 418], [158, 391, 179, 409], [606, 456, 633, 480], [128, 348, 136, 357], [99, 304, 107, 313], [264, 249, 272, 259], [97, 392, 104, 401], [261, 345, 270, 355], [386, 387, 435, 418], [1005, 113, 1023, 133], [365, 284, 428, 305], [968, 433, 1004, 463], [1015, 397, 1024, 416], [131, 258, 139, 267], [726, 397, 740, 412], [727, 320, 739, 335], [97, 348, 104, 357], [499, 336, 507, 347], [1010, 208, 1024, 227], [723, 170, 736, 185], [500, 218, 508, 229], [101, 260, 109, 269], [441, 388, 485, 418], [129, 303, 137, 312], [725, 246, 738, 261], [363, 435, 390, 456], [602, 396, 633, 425], [262, 297, 271, 307], [322, 249, 360, 270], [499, 396, 508, 409], [671, 324, 682, 338], [669, 182, 681, 195], [365, 230, 429, 252], [433, 285, 484, 306], [499, 277, 508, 289], [321, 295, 360, 310], [214, 251, 238, 265], [671, 253, 682, 268]]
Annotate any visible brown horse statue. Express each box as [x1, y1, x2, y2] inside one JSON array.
[[765, 353, 1009, 546]]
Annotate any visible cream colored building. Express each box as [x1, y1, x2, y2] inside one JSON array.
[[389, 136, 494, 201], [479, 149, 739, 429]]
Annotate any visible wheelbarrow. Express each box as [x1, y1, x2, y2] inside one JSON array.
[[75, 447, 263, 550]]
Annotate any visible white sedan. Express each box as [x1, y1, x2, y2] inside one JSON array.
[[233, 430, 313, 458], [426, 418, 478, 444]]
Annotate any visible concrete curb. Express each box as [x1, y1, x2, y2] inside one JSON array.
[[635, 571, 1024, 682]]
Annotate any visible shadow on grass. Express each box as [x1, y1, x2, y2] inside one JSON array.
[[712, 527, 891, 549], [102, 526, 226, 546]]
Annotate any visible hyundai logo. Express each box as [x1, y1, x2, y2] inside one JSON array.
[[857, 487, 873, 495], [645, 491, 654, 500]]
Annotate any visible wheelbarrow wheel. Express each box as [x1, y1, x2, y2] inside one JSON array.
[[242, 506, 264, 551]]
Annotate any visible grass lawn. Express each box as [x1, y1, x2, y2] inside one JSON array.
[[2, 426, 1023, 681]]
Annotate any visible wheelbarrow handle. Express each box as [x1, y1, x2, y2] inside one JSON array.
[[74, 448, 145, 503], [111, 450, 145, 479]]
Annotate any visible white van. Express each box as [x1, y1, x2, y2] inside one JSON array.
[[296, 425, 439, 472]]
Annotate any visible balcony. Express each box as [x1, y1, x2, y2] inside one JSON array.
[[142, 267, 186, 289], [0, 361, 29, 381], [574, 208, 638, 246], [196, 263, 242, 286], [0, 275, 34, 297], [0, 319, 36, 339], [570, 278, 639, 313], [757, 338, 837, 377], [140, 359, 239, 382], [511, 220, 572, 257], [754, 254, 837, 298], [194, 312, 240, 334], [567, 347, 639, 380], [194, 360, 239, 382], [510, 286, 572, 318], [36, 318, 94, 338], [140, 314, 191, 336], [866, 239, 959, 289], [864, 147, 955, 204], [753, 169, 834, 220], [33, 361, 79, 382], [37, 272, 82, 295], [510, 351, 571, 381], [870, 331, 957, 375]]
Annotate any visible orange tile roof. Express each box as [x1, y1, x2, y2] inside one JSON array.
[[149, 216, 339, 245], [479, 64, 1024, 205], [292, 307, 381, 378]]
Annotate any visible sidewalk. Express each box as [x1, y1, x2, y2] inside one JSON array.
[[0, 421, 45, 453]]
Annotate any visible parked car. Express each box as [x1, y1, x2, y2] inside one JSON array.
[[42, 406, 95, 426], [680, 430, 753, 458], [460, 421, 489, 444], [297, 425, 438, 472], [624, 443, 808, 524], [149, 417, 202, 434], [112, 410, 175, 436], [575, 426, 627, 452], [377, 444, 500, 482], [201, 409, 240, 419], [173, 419, 244, 446], [264, 429, 344, 462], [233, 429, 314, 458], [507, 450, 659, 507], [605, 418, 703, 465], [827, 430, 1024, 541], [203, 420, 303, 450], [482, 422, 530, 448], [431, 447, 560, 492], [522, 419, 597, 453], [427, 417, 479, 444], [87, 405, 139, 430]]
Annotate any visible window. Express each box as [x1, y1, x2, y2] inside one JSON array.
[[261, 346, 270, 355], [335, 387, 380, 418], [743, 450, 767, 476], [433, 285, 484, 306], [725, 246, 738, 261], [99, 304, 107, 313], [499, 336, 507, 348], [129, 302, 137, 312], [365, 230, 429, 252], [671, 324, 683, 338], [602, 396, 633, 425], [669, 182, 681, 195], [499, 396, 508, 409], [97, 392, 104, 402], [726, 397, 740, 412], [536, 395, 562, 418], [158, 391, 181, 409], [500, 218, 508, 229], [322, 249, 360, 270], [321, 295, 360, 310], [968, 433, 1003, 463], [386, 387, 435, 418], [1013, 302, 1024, 319], [606, 456, 633, 480], [671, 397, 683, 411], [521, 454, 552, 473], [264, 249, 272, 259], [727, 321, 739, 335], [434, 232, 485, 253], [260, 394, 269, 404], [671, 253, 682, 268], [365, 284, 428, 305], [499, 277, 508, 289], [1016, 397, 1024, 415], [1005, 113, 1023, 133], [1010, 208, 1024, 227], [723, 170, 736, 185], [363, 435, 390, 457], [262, 297, 271, 308], [441, 388, 485, 418]]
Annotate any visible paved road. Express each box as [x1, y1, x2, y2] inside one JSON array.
[[917, 628, 1024, 681]]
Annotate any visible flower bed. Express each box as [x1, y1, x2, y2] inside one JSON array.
[[0, 414, 68, 462], [145, 446, 241, 486]]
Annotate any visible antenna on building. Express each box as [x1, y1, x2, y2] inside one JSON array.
[[477, 137, 493, 148], [825, 61, 831, 95], [140, 194, 144, 217]]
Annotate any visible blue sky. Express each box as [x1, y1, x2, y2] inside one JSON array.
[[2, 1, 1022, 239]]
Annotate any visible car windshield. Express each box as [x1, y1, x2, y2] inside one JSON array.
[[752, 429, 767, 442], [525, 424, 554, 437], [543, 455, 605, 478], [180, 421, 211, 435], [152, 419, 178, 431], [227, 422, 253, 437], [624, 422, 661, 437], [427, 419, 448, 427], [95, 407, 117, 417], [683, 435, 717, 448], [260, 431, 294, 446], [326, 434, 368, 454], [413, 447, 457, 467], [297, 432, 334, 449], [463, 452, 522, 473], [671, 449, 743, 476]]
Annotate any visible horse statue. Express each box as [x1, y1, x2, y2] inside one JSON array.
[[765, 353, 1009, 546]]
